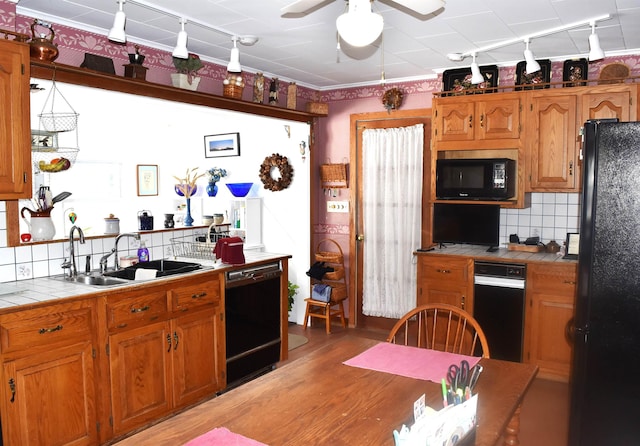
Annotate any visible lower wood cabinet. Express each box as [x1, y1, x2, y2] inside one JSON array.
[[0, 300, 98, 445], [524, 262, 577, 381], [417, 255, 473, 313]]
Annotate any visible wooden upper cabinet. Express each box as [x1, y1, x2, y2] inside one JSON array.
[[434, 96, 521, 143], [0, 39, 31, 199], [581, 87, 635, 122], [527, 94, 579, 191]]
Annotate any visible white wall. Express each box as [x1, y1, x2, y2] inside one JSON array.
[[2, 79, 311, 323]]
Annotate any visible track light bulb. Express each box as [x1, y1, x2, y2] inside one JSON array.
[[108, 0, 126, 43], [588, 22, 605, 61], [470, 53, 484, 84], [227, 37, 242, 73], [523, 39, 541, 73], [172, 18, 189, 59]]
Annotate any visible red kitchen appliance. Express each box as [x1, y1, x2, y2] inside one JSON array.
[[214, 237, 245, 264]]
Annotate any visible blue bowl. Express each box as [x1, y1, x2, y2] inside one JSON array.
[[175, 184, 197, 197], [226, 182, 253, 197]]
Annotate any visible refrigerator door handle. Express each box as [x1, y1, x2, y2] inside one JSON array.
[[574, 323, 589, 344]]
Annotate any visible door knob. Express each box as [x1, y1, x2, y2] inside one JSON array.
[[356, 234, 364, 241]]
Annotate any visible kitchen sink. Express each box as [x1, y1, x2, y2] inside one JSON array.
[[104, 259, 202, 280], [73, 275, 130, 286]]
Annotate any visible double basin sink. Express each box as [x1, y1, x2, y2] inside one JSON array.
[[66, 260, 202, 287]]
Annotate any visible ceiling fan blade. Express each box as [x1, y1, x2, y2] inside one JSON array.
[[389, 0, 445, 15], [281, 0, 335, 17]]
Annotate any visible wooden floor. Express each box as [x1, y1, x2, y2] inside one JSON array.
[[287, 323, 570, 446]]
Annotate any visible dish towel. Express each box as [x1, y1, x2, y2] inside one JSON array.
[[343, 342, 481, 383], [182, 427, 267, 446], [134, 269, 158, 280]]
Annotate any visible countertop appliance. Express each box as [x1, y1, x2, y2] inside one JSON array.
[[569, 120, 640, 445], [473, 261, 526, 361], [435, 158, 516, 200], [224, 262, 282, 388]]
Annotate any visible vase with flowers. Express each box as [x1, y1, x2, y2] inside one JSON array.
[[206, 166, 228, 197], [173, 167, 205, 226], [171, 53, 204, 91]]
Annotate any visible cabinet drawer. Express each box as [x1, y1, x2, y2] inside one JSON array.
[[171, 278, 221, 311], [528, 264, 577, 296], [0, 301, 93, 353], [107, 289, 168, 330], [420, 259, 469, 284]]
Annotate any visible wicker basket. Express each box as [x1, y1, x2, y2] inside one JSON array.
[[223, 84, 244, 99], [320, 163, 348, 188]]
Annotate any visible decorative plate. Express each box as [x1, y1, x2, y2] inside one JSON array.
[[515, 60, 551, 90], [441, 65, 499, 96], [598, 63, 630, 85], [563, 58, 588, 87]]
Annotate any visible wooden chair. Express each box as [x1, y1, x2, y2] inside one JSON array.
[[304, 239, 348, 334], [386, 303, 491, 358]]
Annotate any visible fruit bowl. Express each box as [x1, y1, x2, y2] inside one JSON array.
[[226, 182, 253, 197]]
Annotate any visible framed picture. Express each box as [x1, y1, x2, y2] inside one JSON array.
[[564, 232, 580, 260], [441, 65, 499, 96], [204, 132, 241, 158], [515, 60, 551, 90], [563, 59, 588, 87], [31, 129, 58, 150], [136, 164, 158, 196]]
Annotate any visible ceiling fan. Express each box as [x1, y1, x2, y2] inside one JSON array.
[[281, 0, 445, 47]]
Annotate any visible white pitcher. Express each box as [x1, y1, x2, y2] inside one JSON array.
[[21, 207, 56, 241]]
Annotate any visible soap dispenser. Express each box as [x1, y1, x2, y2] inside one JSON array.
[[137, 241, 149, 262]]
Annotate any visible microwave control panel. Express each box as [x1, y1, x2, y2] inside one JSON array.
[[493, 162, 507, 189]]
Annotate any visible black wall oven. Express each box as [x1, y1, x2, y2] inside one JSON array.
[[224, 262, 282, 387]]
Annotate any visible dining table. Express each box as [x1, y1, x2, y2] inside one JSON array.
[[114, 336, 538, 446]]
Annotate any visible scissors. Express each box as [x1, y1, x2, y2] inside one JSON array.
[[446, 360, 470, 391]]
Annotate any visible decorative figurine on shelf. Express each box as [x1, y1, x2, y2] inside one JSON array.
[[269, 77, 279, 105], [253, 72, 265, 103], [287, 82, 297, 109], [173, 167, 205, 226], [206, 166, 228, 197], [128, 45, 145, 65]]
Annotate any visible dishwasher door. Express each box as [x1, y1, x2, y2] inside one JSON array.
[[473, 274, 526, 362]]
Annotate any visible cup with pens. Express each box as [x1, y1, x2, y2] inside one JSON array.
[[442, 360, 483, 407]]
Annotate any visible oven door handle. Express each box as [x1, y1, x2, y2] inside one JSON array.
[[474, 275, 525, 289]]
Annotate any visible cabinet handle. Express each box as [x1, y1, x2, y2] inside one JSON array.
[[468, 115, 473, 128], [173, 332, 179, 350], [461, 295, 465, 310], [191, 292, 207, 299], [39, 324, 63, 334], [8, 378, 15, 403], [480, 114, 484, 128], [563, 280, 576, 285], [436, 269, 451, 274], [131, 305, 150, 313], [569, 160, 573, 176], [167, 333, 172, 352]]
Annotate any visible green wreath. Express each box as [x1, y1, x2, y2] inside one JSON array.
[[259, 153, 294, 191]]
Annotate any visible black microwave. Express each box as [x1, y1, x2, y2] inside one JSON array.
[[436, 158, 516, 200]]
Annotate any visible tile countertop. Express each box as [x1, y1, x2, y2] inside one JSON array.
[[0, 252, 291, 311], [417, 244, 578, 264]]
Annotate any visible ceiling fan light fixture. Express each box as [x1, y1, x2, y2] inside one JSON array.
[[108, 0, 126, 43], [227, 36, 242, 72], [470, 53, 484, 84], [588, 22, 605, 61], [336, 0, 383, 47], [523, 38, 541, 73], [172, 18, 189, 59]]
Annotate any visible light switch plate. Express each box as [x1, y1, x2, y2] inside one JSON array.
[[327, 201, 349, 213]]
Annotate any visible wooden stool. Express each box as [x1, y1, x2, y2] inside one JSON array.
[[304, 297, 346, 334]]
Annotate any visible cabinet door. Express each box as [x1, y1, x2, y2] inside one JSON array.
[[434, 100, 475, 142], [1, 342, 97, 446], [172, 308, 224, 408], [0, 39, 31, 198], [525, 263, 576, 381], [582, 90, 633, 122], [476, 97, 521, 140], [417, 256, 472, 312], [528, 94, 579, 191], [108, 321, 172, 435]]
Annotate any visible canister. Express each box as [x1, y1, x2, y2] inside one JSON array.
[[105, 215, 120, 235]]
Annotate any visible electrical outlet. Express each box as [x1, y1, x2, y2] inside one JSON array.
[[327, 201, 349, 213]]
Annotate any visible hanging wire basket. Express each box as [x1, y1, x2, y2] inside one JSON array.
[[38, 78, 80, 133]]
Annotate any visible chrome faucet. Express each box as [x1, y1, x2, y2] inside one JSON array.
[[67, 225, 85, 278], [99, 233, 140, 273]]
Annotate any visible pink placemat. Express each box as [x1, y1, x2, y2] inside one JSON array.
[[343, 342, 481, 383], [183, 427, 267, 446]]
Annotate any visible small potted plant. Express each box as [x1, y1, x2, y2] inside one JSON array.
[[288, 280, 299, 315], [171, 53, 204, 91]]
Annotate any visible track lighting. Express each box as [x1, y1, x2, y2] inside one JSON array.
[[172, 18, 189, 59], [470, 53, 484, 84], [589, 21, 605, 61], [227, 36, 242, 72], [108, 0, 126, 43], [523, 38, 541, 73], [336, 0, 383, 47]]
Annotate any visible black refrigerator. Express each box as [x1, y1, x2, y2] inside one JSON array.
[[569, 120, 640, 445]]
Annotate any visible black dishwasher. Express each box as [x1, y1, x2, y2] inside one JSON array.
[[225, 262, 282, 387], [473, 261, 526, 362]]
